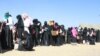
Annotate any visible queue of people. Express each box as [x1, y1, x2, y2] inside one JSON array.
[[0, 12, 100, 53]]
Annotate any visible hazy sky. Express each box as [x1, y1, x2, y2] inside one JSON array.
[[0, 0, 100, 28]]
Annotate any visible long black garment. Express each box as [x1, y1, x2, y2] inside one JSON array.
[[47, 26, 53, 45], [4, 25, 14, 49], [60, 27, 66, 44], [5, 25, 12, 49], [83, 28, 88, 42], [67, 28, 72, 44], [33, 22, 41, 45], [22, 31, 33, 50], [9, 30, 14, 49], [29, 25, 37, 46], [16, 15, 24, 50], [42, 26, 50, 46], [89, 35, 96, 45], [17, 15, 24, 39], [96, 30, 100, 42], [1, 26, 7, 50], [0, 30, 2, 52]]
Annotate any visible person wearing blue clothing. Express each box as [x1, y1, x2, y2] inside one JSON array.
[[4, 12, 14, 50]]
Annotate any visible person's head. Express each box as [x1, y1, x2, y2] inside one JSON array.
[[21, 13, 28, 20], [72, 27, 75, 29], [61, 25, 64, 28], [55, 22, 58, 26], [84, 27, 87, 30], [16, 15, 22, 20], [44, 21, 47, 26], [91, 28, 95, 31], [33, 19, 38, 23], [4, 12, 11, 19]]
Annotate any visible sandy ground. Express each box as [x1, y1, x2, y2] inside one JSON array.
[[0, 43, 100, 56]]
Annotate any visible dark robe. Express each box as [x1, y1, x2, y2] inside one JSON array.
[[21, 31, 33, 50], [0, 22, 2, 52], [4, 23, 14, 50], [42, 25, 50, 46], [77, 29, 83, 43], [60, 27, 66, 45], [96, 30, 100, 42], [82, 28, 88, 43], [16, 15, 24, 50], [29, 25, 37, 46], [32, 20, 41, 46], [67, 28, 72, 44], [89, 32, 96, 45], [0, 23, 8, 52]]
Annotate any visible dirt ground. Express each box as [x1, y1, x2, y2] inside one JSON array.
[[0, 43, 100, 56]]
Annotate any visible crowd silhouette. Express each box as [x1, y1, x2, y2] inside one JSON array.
[[0, 12, 100, 53]]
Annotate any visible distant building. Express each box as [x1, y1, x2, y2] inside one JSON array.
[[79, 24, 100, 30]]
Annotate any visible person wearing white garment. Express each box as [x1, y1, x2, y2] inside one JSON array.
[[22, 13, 33, 33], [4, 12, 14, 50], [21, 13, 34, 51]]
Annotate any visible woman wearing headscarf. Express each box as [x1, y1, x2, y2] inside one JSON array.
[[4, 12, 14, 50], [32, 19, 41, 46], [83, 27, 88, 43], [41, 21, 50, 46], [67, 27, 72, 44], [51, 22, 60, 46], [16, 15, 25, 50], [71, 27, 78, 44], [21, 13, 34, 50], [89, 28, 96, 45], [60, 25, 66, 45]]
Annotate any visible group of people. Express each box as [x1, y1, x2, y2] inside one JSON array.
[[0, 12, 100, 53], [67, 27, 97, 45]]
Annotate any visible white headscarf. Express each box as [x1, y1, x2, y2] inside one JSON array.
[[21, 13, 33, 33]]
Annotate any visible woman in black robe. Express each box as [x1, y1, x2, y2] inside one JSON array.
[[89, 28, 96, 45], [60, 25, 66, 45], [4, 12, 14, 50], [96, 30, 100, 42], [0, 22, 3, 52], [82, 27, 88, 43], [0, 22, 8, 53], [32, 19, 41, 46], [42, 21, 50, 46], [16, 15, 24, 50], [67, 27, 72, 44]]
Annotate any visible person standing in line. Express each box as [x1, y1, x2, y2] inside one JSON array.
[[42, 21, 50, 46], [89, 28, 96, 45], [83, 27, 88, 44], [71, 27, 78, 44], [4, 12, 14, 50], [22, 13, 34, 50], [16, 15, 25, 50], [67, 27, 72, 44], [32, 19, 41, 46]]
